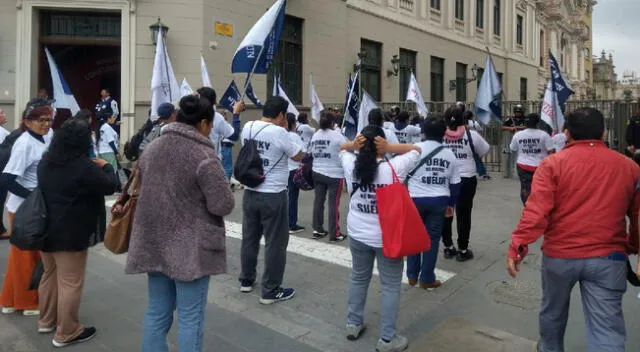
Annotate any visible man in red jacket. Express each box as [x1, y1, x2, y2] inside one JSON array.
[[506, 108, 640, 352]]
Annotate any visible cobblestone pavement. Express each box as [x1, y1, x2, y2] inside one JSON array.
[[2, 174, 639, 351]]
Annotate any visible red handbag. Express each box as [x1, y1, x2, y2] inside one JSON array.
[[376, 162, 430, 258]]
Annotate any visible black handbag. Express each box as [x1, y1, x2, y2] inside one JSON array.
[[10, 188, 48, 251]]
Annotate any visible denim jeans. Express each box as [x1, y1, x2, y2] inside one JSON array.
[[221, 145, 233, 180], [406, 203, 446, 284], [141, 273, 211, 352], [287, 170, 300, 228], [347, 238, 403, 341], [538, 255, 627, 352]]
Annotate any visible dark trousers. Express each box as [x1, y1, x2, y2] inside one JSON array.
[[442, 177, 477, 250], [287, 170, 300, 228], [0, 186, 6, 234], [516, 165, 535, 205], [407, 203, 446, 284], [239, 190, 290, 297], [312, 172, 343, 238]]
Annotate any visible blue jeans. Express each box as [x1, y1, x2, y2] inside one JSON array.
[[347, 238, 403, 341], [407, 203, 446, 284], [141, 273, 211, 352], [221, 145, 233, 180], [538, 255, 627, 352], [287, 170, 299, 228]]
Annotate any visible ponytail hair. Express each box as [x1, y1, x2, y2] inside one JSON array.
[[354, 125, 385, 187]]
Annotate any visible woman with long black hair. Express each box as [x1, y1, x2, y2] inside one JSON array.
[[340, 125, 420, 352], [441, 106, 490, 262]]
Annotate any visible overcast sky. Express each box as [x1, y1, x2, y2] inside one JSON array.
[[592, 0, 638, 77]]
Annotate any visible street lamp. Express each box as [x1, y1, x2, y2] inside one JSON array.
[[449, 63, 479, 91], [149, 18, 169, 46], [387, 55, 400, 77], [353, 49, 367, 72]]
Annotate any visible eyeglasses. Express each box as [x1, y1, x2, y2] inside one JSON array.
[[33, 118, 53, 125]]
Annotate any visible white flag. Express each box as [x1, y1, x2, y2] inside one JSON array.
[[44, 47, 80, 115], [273, 75, 299, 117], [310, 75, 324, 123], [540, 81, 565, 131], [357, 90, 379, 134], [151, 31, 180, 121], [475, 55, 502, 125], [406, 72, 428, 117], [201, 54, 212, 88], [180, 78, 194, 98]]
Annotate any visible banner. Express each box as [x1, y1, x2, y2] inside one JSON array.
[[44, 47, 80, 115]]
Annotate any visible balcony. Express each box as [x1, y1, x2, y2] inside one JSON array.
[[399, 0, 414, 11]]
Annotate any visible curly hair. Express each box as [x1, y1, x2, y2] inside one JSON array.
[[43, 119, 92, 165], [354, 125, 385, 187]]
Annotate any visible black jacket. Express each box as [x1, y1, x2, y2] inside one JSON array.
[[38, 157, 118, 252], [626, 116, 640, 148]]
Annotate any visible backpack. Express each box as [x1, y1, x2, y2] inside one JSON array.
[[124, 119, 154, 161], [0, 130, 24, 171], [234, 123, 284, 188], [293, 153, 314, 191]]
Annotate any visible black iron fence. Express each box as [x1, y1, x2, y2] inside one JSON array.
[[324, 100, 640, 172]]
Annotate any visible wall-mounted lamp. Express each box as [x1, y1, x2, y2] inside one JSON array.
[[387, 55, 400, 77], [449, 63, 479, 91], [353, 49, 367, 72], [149, 18, 169, 46]]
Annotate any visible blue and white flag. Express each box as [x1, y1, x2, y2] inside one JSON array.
[[44, 47, 80, 115], [232, 0, 286, 74], [243, 74, 262, 106], [150, 30, 180, 122], [219, 80, 242, 112], [475, 55, 502, 125], [344, 73, 360, 125], [549, 51, 574, 106]]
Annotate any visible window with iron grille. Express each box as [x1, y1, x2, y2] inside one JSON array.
[[455, 0, 464, 20], [430, 56, 445, 102], [456, 63, 468, 102], [493, 0, 501, 36], [476, 0, 484, 29], [399, 49, 417, 101], [520, 77, 528, 101], [267, 16, 304, 104], [41, 11, 121, 38], [361, 39, 382, 101], [516, 15, 524, 45], [431, 0, 441, 10]]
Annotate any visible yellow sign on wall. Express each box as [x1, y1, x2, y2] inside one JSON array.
[[215, 22, 233, 37]]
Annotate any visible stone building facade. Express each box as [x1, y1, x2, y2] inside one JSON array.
[[0, 0, 594, 142], [592, 50, 617, 100]]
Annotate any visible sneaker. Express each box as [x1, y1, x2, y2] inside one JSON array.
[[456, 249, 475, 262], [289, 225, 305, 234], [407, 278, 418, 286], [38, 326, 56, 334], [376, 335, 409, 352], [1, 307, 16, 314], [22, 310, 40, 316], [312, 230, 328, 239], [443, 247, 458, 259], [240, 280, 255, 293], [52, 327, 97, 348], [346, 324, 366, 341], [419, 280, 442, 290], [259, 287, 296, 305], [329, 234, 347, 242]]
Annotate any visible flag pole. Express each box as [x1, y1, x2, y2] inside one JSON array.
[[342, 69, 359, 129], [240, 44, 267, 101]]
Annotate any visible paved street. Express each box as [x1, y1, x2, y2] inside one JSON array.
[[2, 174, 640, 351]]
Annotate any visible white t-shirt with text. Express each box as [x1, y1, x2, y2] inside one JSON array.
[[288, 131, 306, 171], [296, 124, 316, 147], [310, 129, 348, 179], [341, 150, 420, 248], [442, 129, 490, 178], [98, 123, 118, 154], [391, 125, 422, 144], [408, 141, 461, 198], [4, 132, 51, 212], [241, 121, 302, 193], [509, 128, 554, 168]]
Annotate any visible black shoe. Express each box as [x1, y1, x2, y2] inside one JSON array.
[[443, 247, 458, 259], [289, 225, 305, 234], [259, 287, 296, 305], [52, 327, 97, 348], [240, 280, 255, 293], [456, 249, 474, 262], [330, 233, 347, 242], [312, 230, 328, 239]]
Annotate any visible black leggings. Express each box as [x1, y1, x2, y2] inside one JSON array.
[[442, 177, 478, 250], [516, 166, 535, 205]]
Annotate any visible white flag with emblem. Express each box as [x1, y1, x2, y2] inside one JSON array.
[[406, 72, 428, 117], [151, 30, 180, 121]]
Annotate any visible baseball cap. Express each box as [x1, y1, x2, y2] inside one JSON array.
[[157, 102, 176, 120]]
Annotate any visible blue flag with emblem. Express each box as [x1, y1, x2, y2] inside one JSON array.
[[549, 51, 574, 106], [475, 55, 502, 125], [344, 73, 360, 125], [243, 74, 262, 107], [231, 0, 286, 75], [219, 80, 242, 113]]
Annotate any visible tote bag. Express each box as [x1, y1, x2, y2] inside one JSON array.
[[376, 162, 430, 258], [104, 167, 139, 254], [10, 188, 48, 251]]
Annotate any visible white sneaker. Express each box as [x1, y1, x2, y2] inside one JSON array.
[[376, 335, 409, 352], [22, 310, 40, 316], [1, 307, 16, 314], [38, 326, 56, 334]]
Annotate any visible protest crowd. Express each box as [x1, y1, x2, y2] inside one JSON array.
[[1, 1, 640, 352]]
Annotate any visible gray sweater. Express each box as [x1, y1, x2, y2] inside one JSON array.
[[125, 122, 234, 281]]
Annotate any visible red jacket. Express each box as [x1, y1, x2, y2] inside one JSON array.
[[509, 140, 640, 260]]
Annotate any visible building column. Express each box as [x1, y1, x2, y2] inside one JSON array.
[[550, 29, 558, 56], [503, 0, 512, 51], [571, 41, 578, 80], [469, 0, 476, 36], [487, 0, 495, 43], [447, 0, 455, 28], [579, 45, 585, 81], [527, 5, 535, 59]]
